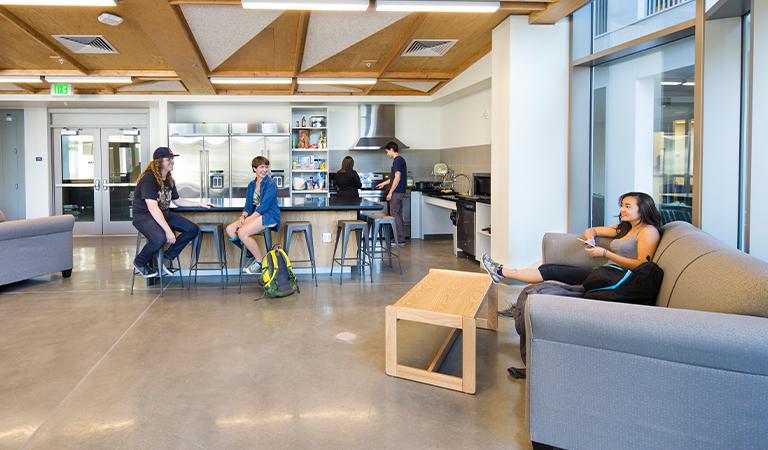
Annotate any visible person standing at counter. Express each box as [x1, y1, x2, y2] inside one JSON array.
[[376, 142, 407, 245], [132, 147, 213, 278], [335, 156, 362, 200], [226, 156, 281, 274]]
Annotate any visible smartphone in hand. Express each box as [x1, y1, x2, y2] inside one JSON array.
[[577, 237, 596, 248]]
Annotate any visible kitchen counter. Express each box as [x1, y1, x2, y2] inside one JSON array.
[[418, 191, 491, 205], [174, 198, 382, 274], [173, 197, 384, 212]]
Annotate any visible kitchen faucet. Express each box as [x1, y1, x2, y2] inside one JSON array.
[[453, 173, 471, 196]]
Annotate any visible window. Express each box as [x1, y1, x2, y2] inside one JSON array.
[[591, 37, 695, 226], [738, 12, 752, 250]]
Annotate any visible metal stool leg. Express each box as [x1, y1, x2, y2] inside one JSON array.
[[176, 255, 185, 289], [239, 246, 246, 294], [130, 233, 141, 295], [213, 227, 225, 288], [158, 250, 165, 297], [390, 222, 403, 275], [305, 227, 318, 287], [339, 225, 352, 286], [330, 225, 342, 277]]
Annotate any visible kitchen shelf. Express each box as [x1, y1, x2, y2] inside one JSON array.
[[291, 127, 327, 130], [292, 169, 326, 173], [292, 148, 328, 152], [293, 190, 328, 194]]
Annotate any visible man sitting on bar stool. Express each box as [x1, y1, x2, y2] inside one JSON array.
[[226, 156, 281, 275], [132, 147, 213, 277]]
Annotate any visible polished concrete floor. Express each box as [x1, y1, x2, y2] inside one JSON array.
[[0, 237, 528, 450]]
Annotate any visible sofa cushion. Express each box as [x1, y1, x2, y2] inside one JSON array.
[[653, 221, 699, 264], [654, 232, 730, 307], [667, 250, 768, 318]]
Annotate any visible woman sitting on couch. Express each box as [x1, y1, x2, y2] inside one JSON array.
[[482, 192, 663, 286]]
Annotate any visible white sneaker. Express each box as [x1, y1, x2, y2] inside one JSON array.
[[244, 260, 262, 275]]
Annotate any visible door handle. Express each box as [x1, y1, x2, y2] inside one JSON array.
[[104, 178, 110, 191], [94, 179, 100, 191]]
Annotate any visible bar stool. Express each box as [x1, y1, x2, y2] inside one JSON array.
[[330, 219, 371, 285], [189, 223, 228, 288], [283, 221, 318, 287], [238, 228, 274, 294], [130, 231, 185, 297], [365, 214, 403, 275]]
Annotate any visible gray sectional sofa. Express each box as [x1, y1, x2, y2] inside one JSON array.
[[0, 211, 75, 287], [526, 221, 768, 450]]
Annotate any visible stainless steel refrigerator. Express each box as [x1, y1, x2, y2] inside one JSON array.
[[169, 123, 230, 202], [231, 123, 289, 199]]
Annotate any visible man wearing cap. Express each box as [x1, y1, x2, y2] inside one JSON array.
[[131, 147, 213, 277]]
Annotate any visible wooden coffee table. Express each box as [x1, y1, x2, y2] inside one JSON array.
[[385, 269, 498, 394]]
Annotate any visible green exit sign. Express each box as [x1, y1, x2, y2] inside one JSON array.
[[50, 83, 73, 96]]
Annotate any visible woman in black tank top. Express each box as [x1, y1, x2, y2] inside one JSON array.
[[335, 156, 362, 200]]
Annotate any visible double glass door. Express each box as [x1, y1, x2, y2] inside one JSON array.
[[53, 127, 145, 235]]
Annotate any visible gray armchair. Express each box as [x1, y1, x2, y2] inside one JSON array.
[[526, 222, 768, 449], [0, 212, 75, 286]]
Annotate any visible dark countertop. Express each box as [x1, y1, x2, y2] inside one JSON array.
[[173, 197, 384, 212], [419, 191, 491, 205]]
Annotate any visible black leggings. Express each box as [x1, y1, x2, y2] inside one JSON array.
[[538, 264, 593, 286]]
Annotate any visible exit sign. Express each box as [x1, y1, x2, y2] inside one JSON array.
[[50, 83, 73, 96]]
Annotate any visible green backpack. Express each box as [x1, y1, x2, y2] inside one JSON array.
[[257, 246, 299, 299]]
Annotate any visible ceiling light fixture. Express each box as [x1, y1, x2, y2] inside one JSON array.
[[660, 81, 681, 86], [210, 77, 292, 84], [376, 0, 499, 13], [682, 81, 695, 86], [97, 12, 124, 26], [0, 76, 43, 83], [44, 76, 131, 84], [241, 0, 369, 11], [0, 0, 116, 5], [298, 77, 377, 85]]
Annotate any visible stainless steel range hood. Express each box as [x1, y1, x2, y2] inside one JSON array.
[[351, 104, 409, 151]]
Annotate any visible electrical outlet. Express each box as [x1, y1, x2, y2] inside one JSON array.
[[322, 232, 332, 243]]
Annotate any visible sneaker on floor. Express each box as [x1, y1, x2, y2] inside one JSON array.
[[244, 260, 262, 275], [481, 252, 503, 283], [134, 263, 158, 278], [396, 240, 407, 246]]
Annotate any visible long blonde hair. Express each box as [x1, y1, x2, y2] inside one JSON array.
[[137, 159, 174, 187]]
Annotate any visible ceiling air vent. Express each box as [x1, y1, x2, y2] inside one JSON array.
[[52, 35, 119, 54], [401, 39, 457, 57]]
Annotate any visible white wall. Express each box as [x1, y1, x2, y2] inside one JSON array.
[[171, 103, 291, 124], [701, 17, 742, 247], [440, 88, 491, 148], [397, 105, 441, 149], [23, 107, 51, 218], [491, 16, 570, 267], [749, 1, 768, 260]]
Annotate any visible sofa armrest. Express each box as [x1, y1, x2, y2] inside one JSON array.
[[541, 233, 610, 267], [0, 215, 75, 242], [527, 294, 768, 375]]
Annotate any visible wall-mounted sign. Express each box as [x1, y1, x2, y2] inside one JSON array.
[[51, 83, 73, 96]]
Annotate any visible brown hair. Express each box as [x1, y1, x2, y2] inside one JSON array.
[[615, 192, 663, 238], [252, 155, 270, 169], [340, 156, 355, 172], [137, 159, 173, 188]]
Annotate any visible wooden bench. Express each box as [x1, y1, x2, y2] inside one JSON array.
[[385, 269, 498, 394]]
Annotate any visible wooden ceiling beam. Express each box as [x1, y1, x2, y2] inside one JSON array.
[[529, 0, 589, 24], [208, 70, 296, 77], [122, 0, 214, 94], [0, 7, 88, 74], [380, 71, 452, 80], [499, 1, 550, 12], [291, 11, 310, 95], [11, 83, 36, 93]]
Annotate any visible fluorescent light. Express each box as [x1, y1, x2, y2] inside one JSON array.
[[682, 81, 695, 86], [0, 0, 116, 5], [242, 0, 368, 11], [298, 77, 376, 85], [210, 77, 292, 85], [660, 81, 681, 86], [376, 0, 499, 13], [45, 76, 131, 84], [0, 76, 42, 83]]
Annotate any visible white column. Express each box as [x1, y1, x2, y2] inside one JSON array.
[[701, 17, 742, 247], [23, 107, 51, 218], [749, 2, 768, 260], [491, 16, 570, 267]]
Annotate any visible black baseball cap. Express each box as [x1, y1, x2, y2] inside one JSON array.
[[153, 147, 179, 160]]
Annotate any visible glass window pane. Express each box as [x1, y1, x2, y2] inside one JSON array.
[[61, 135, 94, 183], [591, 37, 695, 226]]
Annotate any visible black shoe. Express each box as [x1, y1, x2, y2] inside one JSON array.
[[134, 263, 158, 278], [161, 257, 176, 276], [507, 366, 526, 379]]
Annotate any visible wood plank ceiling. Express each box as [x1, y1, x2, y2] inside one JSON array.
[[0, 0, 576, 96]]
